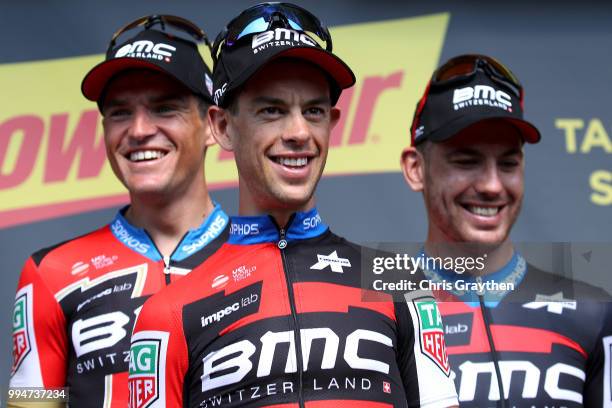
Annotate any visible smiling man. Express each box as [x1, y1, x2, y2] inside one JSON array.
[[8, 16, 228, 408], [129, 3, 458, 408], [216, 58, 337, 224], [401, 54, 611, 407]]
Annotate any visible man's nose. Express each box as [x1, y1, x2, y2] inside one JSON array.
[[129, 109, 156, 140], [282, 111, 310, 144], [475, 161, 504, 196]]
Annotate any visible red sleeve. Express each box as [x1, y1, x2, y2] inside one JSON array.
[[9, 257, 68, 388], [128, 291, 188, 408]]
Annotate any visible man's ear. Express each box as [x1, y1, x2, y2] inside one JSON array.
[[208, 105, 234, 152], [400, 146, 425, 192], [201, 105, 217, 148]]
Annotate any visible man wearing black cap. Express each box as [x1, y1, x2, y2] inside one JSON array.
[[8, 15, 228, 408], [130, 3, 458, 407], [401, 54, 611, 407]]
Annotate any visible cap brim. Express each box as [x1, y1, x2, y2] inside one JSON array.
[[81, 58, 167, 101], [276, 47, 355, 90], [427, 113, 541, 144], [224, 45, 355, 107]]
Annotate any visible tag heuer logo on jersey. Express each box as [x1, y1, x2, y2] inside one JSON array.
[[128, 340, 161, 408], [11, 294, 31, 374], [310, 251, 351, 273], [415, 299, 450, 376]]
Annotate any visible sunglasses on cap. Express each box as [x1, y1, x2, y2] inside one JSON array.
[[107, 14, 212, 54], [212, 2, 333, 63], [432, 54, 523, 99], [410, 54, 526, 144]]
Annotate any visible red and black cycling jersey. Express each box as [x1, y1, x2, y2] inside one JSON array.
[[10, 204, 228, 407], [423, 253, 612, 407], [130, 208, 458, 408]]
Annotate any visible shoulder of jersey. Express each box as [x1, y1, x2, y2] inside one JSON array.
[[31, 225, 110, 266], [526, 263, 611, 301], [28, 224, 120, 288]]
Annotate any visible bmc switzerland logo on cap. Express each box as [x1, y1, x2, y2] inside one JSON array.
[[452, 84, 513, 113], [251, 28, 317, 54], [114, 40, 177, 62]]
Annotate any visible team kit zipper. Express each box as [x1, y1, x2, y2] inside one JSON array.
[[277, 224, 306, 408], [478, 292, 507, 408], [145, 229, 189, 286], [423, 252, 527, 407], [110, 203, 229, 287]]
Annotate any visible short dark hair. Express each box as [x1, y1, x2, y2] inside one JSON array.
[[415, 139, 431, 159], [196, 95, 211, 118], [223, 91, 240, 115]]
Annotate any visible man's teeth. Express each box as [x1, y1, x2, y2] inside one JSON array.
[[469, 206, 499, 216], [129, 150, 166, 162], [276, 157, 308, 167]]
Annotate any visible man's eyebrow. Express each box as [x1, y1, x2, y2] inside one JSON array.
[[305, 96, 332, 106], [252, 96, 287, 106], [102, 98, 127, 110], [501, 147, 523, 157], [102, 93, 189, 111], [446, 146, 524, 157], [447, 147, 482, 156], [150, 94, 190, 104], [250, 96, 332, 106]]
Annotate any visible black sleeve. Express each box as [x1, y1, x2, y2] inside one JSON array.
[[583, 300, 612, 407]]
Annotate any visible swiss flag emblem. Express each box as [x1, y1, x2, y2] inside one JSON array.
[[383, 381, 391, 394]]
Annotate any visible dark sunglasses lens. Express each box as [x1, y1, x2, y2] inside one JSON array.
[[226, 3, 327, 46], [435, 55, 521, 89], [110, 17, 147, 47], [485, 58, 520, 86], [434, 59, 477, 82], [162, 16, 205, 41], [234, 15, 304, 40], [234, 17, 272, 40], [111, 15, 205, 49]]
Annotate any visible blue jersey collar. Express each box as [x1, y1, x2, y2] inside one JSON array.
[[422, 250, 527, 308], [228, 207, 328, 245], [110, 203, 228, 262]]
